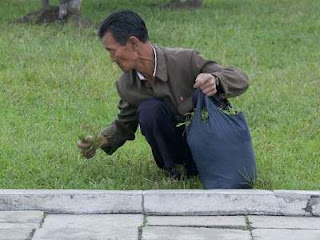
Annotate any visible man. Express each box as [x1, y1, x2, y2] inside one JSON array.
[[77, 10, 249, 179]]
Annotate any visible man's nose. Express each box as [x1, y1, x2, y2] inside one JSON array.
[[109, 53, 116, 62]]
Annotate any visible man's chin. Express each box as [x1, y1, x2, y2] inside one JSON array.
[[122, 69, 130, 73], [120, 67, 131, 73]]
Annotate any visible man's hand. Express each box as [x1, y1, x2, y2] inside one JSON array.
[[193, 73, 217, 96], [77, 135, 108, 159]]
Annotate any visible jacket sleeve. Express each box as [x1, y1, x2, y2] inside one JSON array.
[[100, 98, 138, 155], [191, 50, 249, 98]]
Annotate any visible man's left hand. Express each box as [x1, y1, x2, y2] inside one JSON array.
[[194, 73, 217, 96]]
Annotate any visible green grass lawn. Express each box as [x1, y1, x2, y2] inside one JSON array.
[[0, 0, 319, 190]]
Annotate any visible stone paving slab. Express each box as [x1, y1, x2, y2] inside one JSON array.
[[142, 226, 251, 240], [0, 211, 44, 223], [146, 216, 246, 227], [249, 216, 320, 229], [0, 222, 40, 229], [33, 214, 143, 240], [0, 228, 35, 240], [252, 229, 320, 240], [0, 211, 44, 240]]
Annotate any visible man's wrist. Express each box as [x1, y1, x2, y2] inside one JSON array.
[[211, 74, 224, 95], [99, 135, 109, 148], [210, 74, 219, 86]]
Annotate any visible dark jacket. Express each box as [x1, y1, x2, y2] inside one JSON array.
[[101, 46, 249, 154]]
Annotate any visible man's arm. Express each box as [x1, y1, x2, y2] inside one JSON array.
[[77, 99, 138, 158], [99, 99, 138, 155], [191, 50, 249, 98]]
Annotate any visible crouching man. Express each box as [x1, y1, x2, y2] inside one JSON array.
[[77, 10, 249, 179]]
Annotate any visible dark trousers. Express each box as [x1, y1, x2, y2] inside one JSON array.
[[137, 98, 197, 174]]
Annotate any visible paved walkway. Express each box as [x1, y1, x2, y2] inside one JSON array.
[[1, 211, 320, 240], [0, 190, 319, 239]]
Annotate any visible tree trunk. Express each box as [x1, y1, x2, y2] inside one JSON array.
[[42, 0, 49, 9], [17, 0, 91, 27], [58, 0, 82, 20]]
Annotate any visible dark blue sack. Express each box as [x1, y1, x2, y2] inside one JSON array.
[[186, 91, 256, 189]]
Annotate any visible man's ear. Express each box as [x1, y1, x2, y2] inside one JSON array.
[[128, 36, 140, 50]]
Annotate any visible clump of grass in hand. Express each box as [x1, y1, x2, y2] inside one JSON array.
[[78, 134, 101, 152]]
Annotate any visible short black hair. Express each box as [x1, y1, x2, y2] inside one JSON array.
[[98, 10, 149, 45]]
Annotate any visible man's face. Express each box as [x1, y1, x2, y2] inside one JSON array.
[[102, 32, 137, 73]]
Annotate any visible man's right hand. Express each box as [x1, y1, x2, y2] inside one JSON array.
[[77, 135, 108, 159]]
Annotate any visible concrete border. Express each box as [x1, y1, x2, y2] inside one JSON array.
[[0, 190, 319, 216], [0, 190, 143, 214], [144, 190, 320, 216]]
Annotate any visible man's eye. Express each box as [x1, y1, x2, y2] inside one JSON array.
[[106, 49, 114, 54]]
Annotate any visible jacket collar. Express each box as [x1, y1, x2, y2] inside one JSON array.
[[153, 45, 168, 82], [130, 45, 168, 85]]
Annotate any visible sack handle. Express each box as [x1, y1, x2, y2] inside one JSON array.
[[195, 89, 232, 111]]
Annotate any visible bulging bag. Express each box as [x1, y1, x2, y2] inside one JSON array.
[[186, 91, 256, 189]]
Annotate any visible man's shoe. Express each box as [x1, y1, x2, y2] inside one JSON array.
[[186, 168, 199, 179]]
